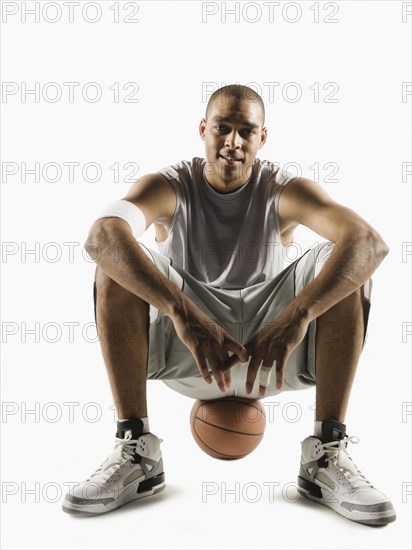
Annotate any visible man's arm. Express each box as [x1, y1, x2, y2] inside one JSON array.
[[85, 173, 247, 391], [85, 173, 181, 316], [222, 176, 389, 393], [277, 176, 389, 321]]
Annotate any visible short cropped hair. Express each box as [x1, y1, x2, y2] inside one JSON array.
[[205, 84, 265, 126]]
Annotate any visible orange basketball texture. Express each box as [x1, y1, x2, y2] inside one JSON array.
[[190, 397, 266, 459]]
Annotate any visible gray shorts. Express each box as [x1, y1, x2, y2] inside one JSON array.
[[132, 241, 372, 400]]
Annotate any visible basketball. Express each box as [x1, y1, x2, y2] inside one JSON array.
[[190, 397, 266, 459]]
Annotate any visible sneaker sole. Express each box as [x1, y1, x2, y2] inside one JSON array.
[[62, 473, 165, 516], [297, 475, 396, 526]]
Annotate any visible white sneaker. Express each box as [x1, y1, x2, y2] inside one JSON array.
[[297, 418, 396, 526], [62, 419, 165, 516]]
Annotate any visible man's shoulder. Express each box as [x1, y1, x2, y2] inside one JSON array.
[[254, 158, 296, 187], [157, 157, 205, 179]]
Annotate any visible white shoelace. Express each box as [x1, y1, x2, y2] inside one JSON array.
[[86, 433, 140, 484], [322, 435, 373, 489]]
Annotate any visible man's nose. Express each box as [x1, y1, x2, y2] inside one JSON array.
[[225, 130, 241, 149]]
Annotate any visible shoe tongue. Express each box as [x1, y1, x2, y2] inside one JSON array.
[[116, 418, 144, 440], [321, 418, 346, 443]]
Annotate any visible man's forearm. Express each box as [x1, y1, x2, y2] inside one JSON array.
[[290, 230, 389, 323], [85, 218, 189, 319]]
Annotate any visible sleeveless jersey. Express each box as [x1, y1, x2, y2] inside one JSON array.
[[156, 157, 295, 289]]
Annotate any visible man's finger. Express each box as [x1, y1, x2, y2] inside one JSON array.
[[219, 338, 250, 372], [259, 363, 274, 387], [225, 336, 249, 363], [217, 352, 232, 387], [208, 353, 228, 392], [275, 356, 287, 389], [223, 367, 232, 387], [246, 355, 262, 394], [258, 362, 275, 397], [194, 352, 212, 384], [220, 353, 242, 372]]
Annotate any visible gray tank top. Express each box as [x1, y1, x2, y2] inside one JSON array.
[[157, 157, 295, 289]]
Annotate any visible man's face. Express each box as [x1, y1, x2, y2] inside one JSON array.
[[199, 95, 267, 190]]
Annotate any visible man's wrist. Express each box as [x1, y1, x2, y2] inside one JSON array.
[[167, 291, 191, 321], [282, 299, 312, 324]]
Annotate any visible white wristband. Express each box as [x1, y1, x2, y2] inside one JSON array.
[[96, 199, 147, 241]]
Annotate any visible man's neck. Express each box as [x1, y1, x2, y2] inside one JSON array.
[[203, 164, 254, 194]]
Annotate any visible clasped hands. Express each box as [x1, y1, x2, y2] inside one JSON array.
[[171, 302, 310, 396]]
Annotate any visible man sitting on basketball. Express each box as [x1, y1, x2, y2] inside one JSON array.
[[62, 84, 396, 525]]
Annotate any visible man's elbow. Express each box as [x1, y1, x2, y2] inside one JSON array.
[[368, 230, 390, 261], [85, 218, 108, 244], [84, 219, 107, 262], [84, 218, 120, 262], [380, 240, 390, 258], [84, 218, 134, 262], [86, 217, 129, 242]]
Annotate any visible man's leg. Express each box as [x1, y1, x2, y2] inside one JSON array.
[[297, 257, 395, 525], [94, 265, 149, 419], [62, 262, 166, 516], [314, 285, 366, 422]]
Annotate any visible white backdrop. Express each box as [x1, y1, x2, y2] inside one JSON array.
[[1, 1, 411, 549]]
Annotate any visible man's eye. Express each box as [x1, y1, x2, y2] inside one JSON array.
[[215, 125, 228, 132]]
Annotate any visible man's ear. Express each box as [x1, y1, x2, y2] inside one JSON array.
[[199, 118, 206, 140], [259, 127, 268, 149]]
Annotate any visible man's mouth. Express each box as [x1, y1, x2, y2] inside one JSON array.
[[220, 155, 242, 166]]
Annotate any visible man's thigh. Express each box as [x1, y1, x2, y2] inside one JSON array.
[[140, 241, 372, 401]]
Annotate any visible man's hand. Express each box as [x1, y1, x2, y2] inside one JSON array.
[[170, 299, 248, 392], [221, 306, 310, 396]]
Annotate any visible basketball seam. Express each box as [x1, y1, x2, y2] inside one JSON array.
[[192, 423, 251, 459], [195, 417, 264, 436]]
